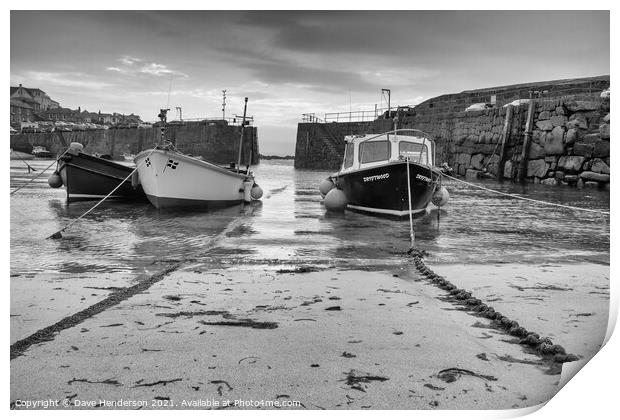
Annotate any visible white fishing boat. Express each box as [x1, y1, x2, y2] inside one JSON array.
[[134, 100, 262, 210], [121, 152, 136, 161]]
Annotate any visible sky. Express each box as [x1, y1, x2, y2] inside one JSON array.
[[10, 10, 609, 155]]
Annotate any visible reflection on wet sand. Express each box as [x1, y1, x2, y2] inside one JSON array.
[[10, 159, 610, 409]]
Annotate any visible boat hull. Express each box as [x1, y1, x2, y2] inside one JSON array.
[[33, 151, 52, 158], [334, 161, 441, 218], [135, 149, 251, 210], [58, 152, 145, 202]]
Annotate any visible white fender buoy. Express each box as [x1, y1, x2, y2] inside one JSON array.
[[324, 188, 347, 212], [243, 180, 254, 203], [69, 142, 83, 154], [432, 186, 450, 207], [251, 183, 263, 200], [319, 178, 335, 198], [48, 172, 63, 188]]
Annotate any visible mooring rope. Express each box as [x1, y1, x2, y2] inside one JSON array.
[[441, 172, 610, 216], [10, 149, 37, 173], [46, 148, 157, 239], [405, 157, 415, 246], [10, 148, 70, 196]]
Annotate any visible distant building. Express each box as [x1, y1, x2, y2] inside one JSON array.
[[10, 84, 59, 112], [10, 84, 141, 125], [40, 107, 83, 122], [10, 98, 35, 123], [38, 108, 143, 125], [120, 113, 142, 124]]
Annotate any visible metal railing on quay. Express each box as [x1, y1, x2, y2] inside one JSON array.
[[302, 107, 401, 124]]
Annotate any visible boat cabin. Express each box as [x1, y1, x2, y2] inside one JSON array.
[[339, 129, 435, 173]]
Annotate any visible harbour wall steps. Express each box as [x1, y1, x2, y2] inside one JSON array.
[[10, 120, 259, 166]]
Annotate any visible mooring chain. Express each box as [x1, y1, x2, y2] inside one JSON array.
[[407, 248, 579, 364]]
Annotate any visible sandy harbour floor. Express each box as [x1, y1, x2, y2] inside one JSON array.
[[10, 260, 609, 410]]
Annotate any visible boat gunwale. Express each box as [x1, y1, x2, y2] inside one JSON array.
[[135, 149, 250, 180], [58, 161, 133, 183], [332, 159, 442, 179], [60, 152, 137, 171]]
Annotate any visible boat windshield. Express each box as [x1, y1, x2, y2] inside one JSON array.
[[360, 141, 390, 164], [399, 141, 428, 164], [343, 142, 354, 168]]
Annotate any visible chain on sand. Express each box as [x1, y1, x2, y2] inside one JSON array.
[[408, 248, 579, 364]]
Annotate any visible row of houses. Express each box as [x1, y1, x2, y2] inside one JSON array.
[[41, 107, 142, 125], [10, 84, 142, 126]]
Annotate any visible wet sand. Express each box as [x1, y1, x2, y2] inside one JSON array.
[[429, 263, 609, 361], [11, 264, 585, 410], [10, 161, 609, 410]]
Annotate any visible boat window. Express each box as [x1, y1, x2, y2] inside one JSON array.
[[399, 142, 428, 164], [343, 142, 354, 168], [359, 141, 390, 164]]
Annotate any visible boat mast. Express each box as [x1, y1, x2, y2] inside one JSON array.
[[236, 97, 248, 172], [222, 90, 227, 120], [381, 88, 391, 117], [158, 108, 169, 146]]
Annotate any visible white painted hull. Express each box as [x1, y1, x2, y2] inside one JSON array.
[[135, 149, 252, 209]]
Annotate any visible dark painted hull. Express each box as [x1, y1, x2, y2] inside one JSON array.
[[334, 161, 441, 218], [33, 151, 52, 158], [58, 152, 146, 202]]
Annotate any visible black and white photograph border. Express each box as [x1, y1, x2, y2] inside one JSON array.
[[5, 1, 617, 418]]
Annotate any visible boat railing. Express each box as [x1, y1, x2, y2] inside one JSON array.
[[360, 128, 435, 144]]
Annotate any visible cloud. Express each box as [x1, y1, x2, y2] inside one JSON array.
[[213, 44, 378, 93], [120, 56, 142, 65], [13, 71, 112, 90], [140, 62, 188, 78], [106, 56, 188, 78]]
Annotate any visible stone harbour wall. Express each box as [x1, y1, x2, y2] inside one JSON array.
[[295, 80, 610, 190], [294, 120, 392, 169], [443, 95, 610, 189], [10, 121, 259, 165]]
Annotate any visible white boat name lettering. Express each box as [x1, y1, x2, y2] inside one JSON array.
[[363, 173, 390, 182], [416, 174, 432, 183]]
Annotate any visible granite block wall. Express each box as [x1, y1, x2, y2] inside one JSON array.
[[10, 121, 259, 165]]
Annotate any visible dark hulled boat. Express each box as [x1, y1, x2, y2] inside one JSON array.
[[57, 149, 145, 202], [330, 129, 442, 218], [32, 146, 52, 158]]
